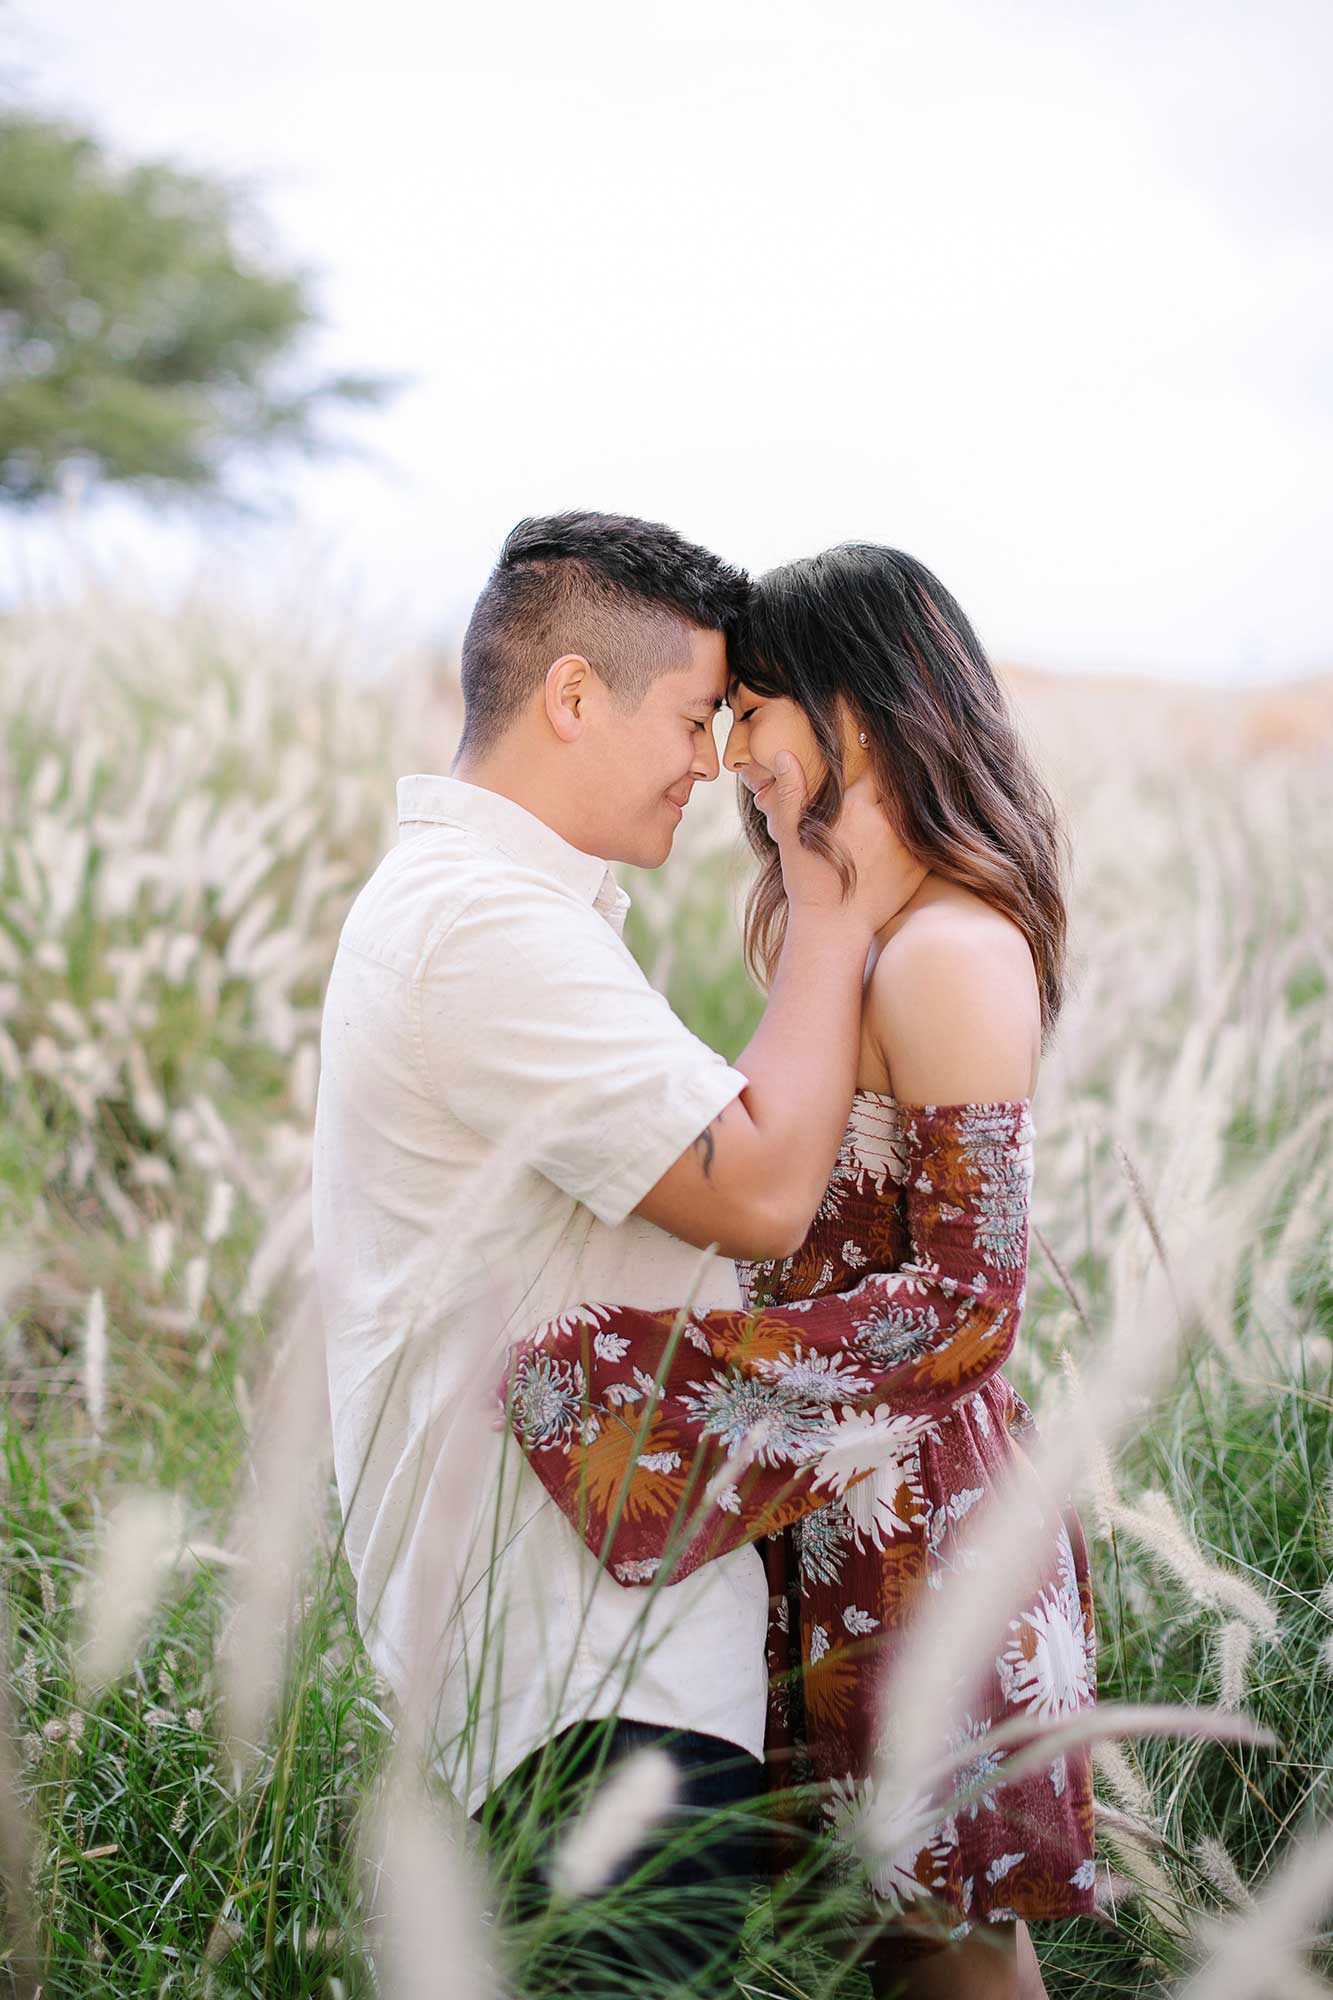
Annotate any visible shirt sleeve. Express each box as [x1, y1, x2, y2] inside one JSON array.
[[413, 871, 747, 1228]]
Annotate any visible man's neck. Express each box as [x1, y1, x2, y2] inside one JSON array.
[[451, 752, 603, 861]]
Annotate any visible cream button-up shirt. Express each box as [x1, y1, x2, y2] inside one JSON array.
[[312, 775, 769, 1815]]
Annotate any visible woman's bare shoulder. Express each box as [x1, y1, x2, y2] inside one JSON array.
[[865, 885, 1040, 1103]]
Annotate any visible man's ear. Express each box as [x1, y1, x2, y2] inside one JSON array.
[[544, 655, 592, 743]]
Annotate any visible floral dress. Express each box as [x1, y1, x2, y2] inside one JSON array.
[[501, 1096, 1097, 1931]]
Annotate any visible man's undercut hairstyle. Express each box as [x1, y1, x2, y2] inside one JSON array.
[[458, 511, 750, 757]]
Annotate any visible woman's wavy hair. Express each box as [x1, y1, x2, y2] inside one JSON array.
[[730, 543, 1069, 1040]]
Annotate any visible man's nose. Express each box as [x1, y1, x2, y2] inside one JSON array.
[[693, 723, 722, 782]]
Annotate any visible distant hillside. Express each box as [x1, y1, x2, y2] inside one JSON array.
[[999, 664, 1333, 763]]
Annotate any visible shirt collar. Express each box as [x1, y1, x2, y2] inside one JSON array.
[[396, 774, 632, 933]]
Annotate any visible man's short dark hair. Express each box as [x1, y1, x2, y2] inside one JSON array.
[[457, 511, 750, 758]]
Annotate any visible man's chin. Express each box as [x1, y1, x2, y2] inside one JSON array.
[[620, 829, 675, 871]]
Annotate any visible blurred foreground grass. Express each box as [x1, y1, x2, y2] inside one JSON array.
[[1, 592, 1330, 1997]]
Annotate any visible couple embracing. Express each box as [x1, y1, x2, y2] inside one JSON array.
[[312, 511, 1097, 1998]]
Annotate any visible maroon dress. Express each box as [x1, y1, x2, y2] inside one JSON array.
[[501, 1095, 1097, 1933]]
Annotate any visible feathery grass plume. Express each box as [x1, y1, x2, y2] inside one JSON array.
[[1173, 1814, 1333, 2000], [1059, 1347, 1117, 1535], [1216, 1618, 1256, 1711], [146, 1220, 175, 1286], [182, 1255, 209, 1326], [360, 1763, 500, 2000], [1098, 1821, 1193, 1942], [77, 1488, 185, 1697], [923, 1702, 1273, 1810], [0, 1639, 40, 2000], [1194, 1834, 1254, 1908], [1093, 1801, 1170, 1852], [203, 1179, 236, 1246], [547, 1745, 679, 1900], [1093, 1741, 1159, 1824], [1110, 1490, 1279, 1634], [82, 1288, 107, 1437], [217, 1287, 330, 1769]]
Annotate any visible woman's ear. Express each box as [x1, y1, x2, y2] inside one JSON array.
[[838, 700, 872, 784]]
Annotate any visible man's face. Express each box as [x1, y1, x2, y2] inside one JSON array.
[[577, 626, 728, 868]]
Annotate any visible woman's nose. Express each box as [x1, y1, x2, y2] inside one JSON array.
[[722, 721, 745, 772]]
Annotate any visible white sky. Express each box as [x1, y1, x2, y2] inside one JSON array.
[[5, 0, 1332, 682]]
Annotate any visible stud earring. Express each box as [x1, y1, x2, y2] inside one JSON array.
[[858, 731, 868, 746]]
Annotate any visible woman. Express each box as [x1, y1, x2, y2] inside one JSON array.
[[504, 545, 1096, 1998]]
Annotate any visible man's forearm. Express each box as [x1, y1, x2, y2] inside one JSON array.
[[731, 907, 871, 1230]]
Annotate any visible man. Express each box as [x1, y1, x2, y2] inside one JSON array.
[[312, 512, 915, 1989]]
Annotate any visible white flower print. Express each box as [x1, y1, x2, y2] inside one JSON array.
[[947, 1713, 1005, 1819], [849, 1299, 940, 1369], [613, 1557, 660, 1583], [808, 1405, 933, 1549], [845, 1103, 911, 1190], [841, 1238, 869, 1270], [637, 1450, 681, 1474], [809, 1623, 830, 1664], [1070, 1858, 1097, 1891], [796, 1499, 856, 1590], [998, 1558, 1095, 1723], [537, 1302, 614, 1344], [754, 1345, 875, 1404], [1050, 1756, 1067, 1798], [830, 1774, 957, 1911], [603, 1379, 642, 1405], [512, 1352, 587, 1452], [593, 1330, 630, 1363], [986, 1853, 1025, 1884], [712, 1483, 741, 1514], [677, 1368, 834, 1465], [807, 1403, 932, 1493], [842, 1605, 880, 1636]]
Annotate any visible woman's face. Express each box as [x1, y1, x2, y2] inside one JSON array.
[[723, 679, 864, 815]]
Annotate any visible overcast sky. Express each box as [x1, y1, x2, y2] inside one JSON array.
[[5, 0, 1331, 682]]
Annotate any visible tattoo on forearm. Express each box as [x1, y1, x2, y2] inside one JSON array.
[[693, 1119, 718, 1180]]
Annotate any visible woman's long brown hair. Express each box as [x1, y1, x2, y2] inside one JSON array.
[[731, 544, 1069, 1041]]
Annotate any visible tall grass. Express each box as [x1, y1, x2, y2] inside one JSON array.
[[0, 587, 1329, 1996]]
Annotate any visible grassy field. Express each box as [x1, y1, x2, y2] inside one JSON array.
[[0, 590, 1330, 1997]]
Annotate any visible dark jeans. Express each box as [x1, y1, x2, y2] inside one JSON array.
[[470, 1716, 764, 1995]]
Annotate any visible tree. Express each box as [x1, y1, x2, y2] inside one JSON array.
[[0, 111, 393, 505]]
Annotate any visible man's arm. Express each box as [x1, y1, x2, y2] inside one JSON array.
[[634, 755, 924, 1261]]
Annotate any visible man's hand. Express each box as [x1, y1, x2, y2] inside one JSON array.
[[763, 754, 925, 935], [634, 758, 929, 1260]]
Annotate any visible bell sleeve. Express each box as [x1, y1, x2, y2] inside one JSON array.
[[498, 1100, 1034, 1586]]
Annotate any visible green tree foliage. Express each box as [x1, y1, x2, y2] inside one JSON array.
[[0, 111, 392, 504]]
